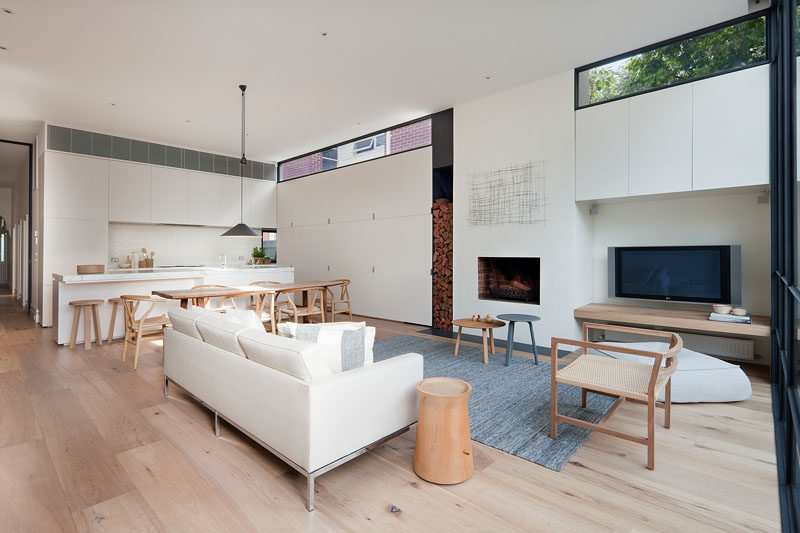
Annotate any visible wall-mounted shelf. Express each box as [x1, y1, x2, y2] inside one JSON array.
[[574, 303, 770, 338]]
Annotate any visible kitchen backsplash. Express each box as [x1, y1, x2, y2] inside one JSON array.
[[108, 223, 261, 267]]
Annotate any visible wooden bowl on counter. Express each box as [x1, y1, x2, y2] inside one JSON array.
[[77, 264, 104, 274], [712, 304, 732, 314]]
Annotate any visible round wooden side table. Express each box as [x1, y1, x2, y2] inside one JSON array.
[[413, 377, 473, 485], [452, 317, 506, 364]]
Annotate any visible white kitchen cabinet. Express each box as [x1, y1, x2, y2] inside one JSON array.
[[250, 179, 277, 228], [44, 151, 108, 221], [693, 63, 769, 190], [108, 161, 150, 223], [221, 175, 247, 226], [150, 167, 188, 224], [575, 99, 629, 201], [187, 171, 221, 226], [629, 84, 693, 196]]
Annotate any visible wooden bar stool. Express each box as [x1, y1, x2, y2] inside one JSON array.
[[107, 297, 122, 343], [68, 299, 104, 351]]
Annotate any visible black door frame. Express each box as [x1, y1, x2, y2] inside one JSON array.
[[0, 138, 34, 314]]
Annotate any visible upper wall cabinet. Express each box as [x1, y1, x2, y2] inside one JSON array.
[[250, 179, 277, 228], [692, 64, 769, 190], [109, 161, 151, 223], [44, 151, 108, 221], [150, 167, 188, 224], [221, 175, 252, 226], [187, 171, 221, 226], [628, 84, 693, 196], [575, 99, 629, 201]]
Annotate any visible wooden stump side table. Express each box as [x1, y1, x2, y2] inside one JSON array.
[[452, 317, 506, 364], [413, 377, 473, 485]]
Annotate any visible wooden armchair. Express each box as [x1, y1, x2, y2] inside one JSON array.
[[326, 279, 352, 322], [277, 287, 325, 324], [189, 284, 238, 311], [120, 295, 171, 370], [550, 323, 682, 470]]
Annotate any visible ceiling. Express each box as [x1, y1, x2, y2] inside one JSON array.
[[0, 1, 749, 162], [0, 142, 28, 188]]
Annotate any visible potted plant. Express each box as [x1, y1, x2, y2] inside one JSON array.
[[252, 247, 266, 265]]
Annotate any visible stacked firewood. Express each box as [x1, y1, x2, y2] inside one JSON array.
[[432, 198, 453, 330]]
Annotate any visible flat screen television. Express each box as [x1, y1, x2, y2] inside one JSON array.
[[608, 245, 741, 304]]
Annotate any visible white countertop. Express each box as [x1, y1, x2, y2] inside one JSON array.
[[53, 265, 294, 283]]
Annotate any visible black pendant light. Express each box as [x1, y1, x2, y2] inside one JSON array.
[[222, 84, 260, 238]]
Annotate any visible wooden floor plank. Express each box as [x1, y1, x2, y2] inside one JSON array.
[[0, 439, 76, 532], [116, 439, 255, 532], [0, 370, 42, 448], [32, 388, 135, 511], [73, 490, 165, 533], [141, 401, 339, 531], [63, 371, 160, 454]]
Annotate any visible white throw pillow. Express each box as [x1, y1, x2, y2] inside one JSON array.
[[237, 328, 332, 381], [278, 321, 375, 365], [293, 324, 366, 373], [194, 314, 250, 357]]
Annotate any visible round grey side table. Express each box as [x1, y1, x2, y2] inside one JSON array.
[[496, 313, 540, 366]]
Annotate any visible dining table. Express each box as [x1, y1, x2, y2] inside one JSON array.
[[152, 286, 270, 312]]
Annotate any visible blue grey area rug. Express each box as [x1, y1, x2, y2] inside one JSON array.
[[374, 334, 616, 471]]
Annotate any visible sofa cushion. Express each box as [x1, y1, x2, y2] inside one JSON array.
[[591, 341, 752, 403], [278, 321, 375, 366], [238, 328, 332, 381], [168, 307, 209, 340], [195, 314, 250, 357]]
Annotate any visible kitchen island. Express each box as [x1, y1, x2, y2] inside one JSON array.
[[52, 265, 294, 345]]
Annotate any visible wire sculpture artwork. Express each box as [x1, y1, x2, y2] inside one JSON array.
[[467, 160, 547, 226]]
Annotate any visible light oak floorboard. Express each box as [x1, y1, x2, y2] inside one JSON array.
[[32, 388, 135, 511], [0, 370, 42, 448], [0, 439, 76, 532], [116, 439, 255, 532], [73, 490, 165, 533]]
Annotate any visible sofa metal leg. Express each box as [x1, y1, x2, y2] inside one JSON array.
[[214, 411, 221, 437], [306, 475, 315, 511], [163, 376, 169, 397]]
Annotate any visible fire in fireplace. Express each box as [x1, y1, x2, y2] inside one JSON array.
[[478, 257, 540, 304]]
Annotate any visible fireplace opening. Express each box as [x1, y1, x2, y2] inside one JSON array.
[[478, 257, 540, 304]]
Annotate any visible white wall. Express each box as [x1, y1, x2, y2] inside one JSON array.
[[591, 190, 771, 315], [109, 223, 261, 267], [453, 70, 593, 347], [0, 187, 11, 223]]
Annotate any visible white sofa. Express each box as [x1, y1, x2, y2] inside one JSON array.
[[163, 307, 423, 510]]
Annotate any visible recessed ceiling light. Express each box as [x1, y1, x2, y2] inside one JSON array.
[[2, 8, 14, 15], [484, 75, 492, 80], [321, 31, 328, 37], [109, 102, 116, 106], [184, 119, 191, 123], [0, 45, 8, 51]]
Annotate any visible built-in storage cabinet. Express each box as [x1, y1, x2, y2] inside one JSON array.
[[221, 175, 248, 226], [109, 161, 151, 223], [151, 167, 189, 224], [187, 171, 221, 226], [692, 64, 769, 190], [44, 151, 108, 221], [575, 64, 769, 200], [629, 84, 693, 196], [575, 99, 629, 201]]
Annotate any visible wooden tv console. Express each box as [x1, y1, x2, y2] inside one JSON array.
[[573, 303, 770, 338]]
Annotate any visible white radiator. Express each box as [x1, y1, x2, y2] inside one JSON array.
[[596, 329, 755, 361]]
